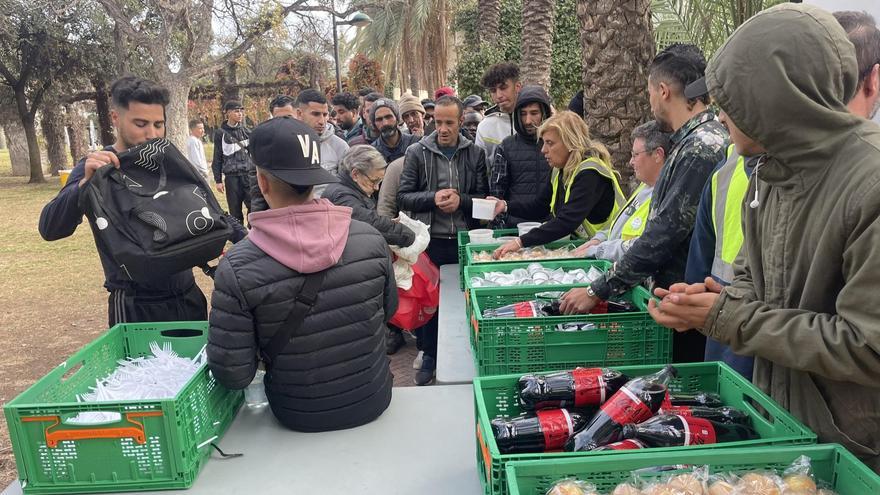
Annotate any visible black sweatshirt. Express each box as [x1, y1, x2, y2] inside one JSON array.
[[508, 169, 614, 247]]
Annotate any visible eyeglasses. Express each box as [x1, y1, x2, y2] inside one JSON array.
[[360, 172, 384, 186], [631, 149, 652, 158]]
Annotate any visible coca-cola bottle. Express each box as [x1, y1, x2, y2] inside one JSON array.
[[659, 405, 750, 425], [564, 365, 677, 452], [668, 392, 723, 408], [592, 439, 647, 451], [482, 300, 561, 318], [621, 414, 759, 447], [518, 368, 629, 411], [491, 409, 589, 454]]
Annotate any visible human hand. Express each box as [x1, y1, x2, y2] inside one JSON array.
[[434, 189, 453, 207], [492, 238, 522, 259], [647, 278, 723, 331], [573, 239, 601, 257], [559, 288, 600, 315], [78, 150, 120, 187], [487, 196, 506, 217], [216, 182, 225, 194], [437, 190, 460, 213]]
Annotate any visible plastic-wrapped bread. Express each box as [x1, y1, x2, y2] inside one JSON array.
[[611, 483, 642, 495]]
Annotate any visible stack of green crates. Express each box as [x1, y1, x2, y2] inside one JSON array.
[[473, 362, 817, 495], [4, 321, 243, 494], [506, 444, 880, 494], [468, 284, 672, 376]]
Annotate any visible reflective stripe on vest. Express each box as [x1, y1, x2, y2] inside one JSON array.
[[550, 158, 626, 239], [710, 145, 749, 283], [611, 183, 652, 241]]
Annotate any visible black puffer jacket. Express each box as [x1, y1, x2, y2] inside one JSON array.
[[208, 200, 396, 432], [211, 122, 253, 183], [397, 131, 488, 238], [323, 172, 416, 247], [489, 85, 552, 228]]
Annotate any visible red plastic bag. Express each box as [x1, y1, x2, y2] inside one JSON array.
[[390, 253, 440, 331]]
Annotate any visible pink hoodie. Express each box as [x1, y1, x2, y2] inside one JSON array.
[[247, 199, 352, 274]]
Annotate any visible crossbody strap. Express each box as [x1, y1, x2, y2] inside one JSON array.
[[261, 271, 327, 366]]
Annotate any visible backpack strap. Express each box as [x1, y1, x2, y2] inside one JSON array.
[[261, 271, 327, 367]]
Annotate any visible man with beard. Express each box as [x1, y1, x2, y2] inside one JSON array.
[[399, 93, 426, 137], [559, 43, 728, 364], [331, 91, 362, 142], [488, 85, 552, 228], [348, 92, 384, 146], [835, 11, 880, 119], [370, 98, 420, 163]]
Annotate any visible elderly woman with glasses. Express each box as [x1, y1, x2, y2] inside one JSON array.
[[323, 145, 416, 247]]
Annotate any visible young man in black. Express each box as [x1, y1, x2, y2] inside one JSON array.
[[212, 100, 254, 223]]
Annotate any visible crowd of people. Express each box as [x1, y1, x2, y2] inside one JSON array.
[[36, 4, 880, 470]]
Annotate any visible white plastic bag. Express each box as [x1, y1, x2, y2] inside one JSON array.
[[390, 212, 431, 289]]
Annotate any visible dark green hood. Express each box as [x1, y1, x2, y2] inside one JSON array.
[[705, 4, 862, 186]]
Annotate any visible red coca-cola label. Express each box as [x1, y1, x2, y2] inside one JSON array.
[[513, 301, 539, 317], [600, 387, 653, 425], [679, 415, 717, 445], [604, 439, 647, 450], [536, 409, 574, 451], [660, 405, 692, 416], [571, 368, 605, 407], [661, 390, 673, 410], [590, 301, 609, 314]]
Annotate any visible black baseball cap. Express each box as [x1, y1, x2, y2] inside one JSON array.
[[684, 77, 709, 99], [223, 100, 244, 112], [248, 117, 338, 187], [463, 94, 487, 109], [421, 99, 435, 109]]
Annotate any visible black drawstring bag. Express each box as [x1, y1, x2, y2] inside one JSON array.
[[79, 138, 232, 282]]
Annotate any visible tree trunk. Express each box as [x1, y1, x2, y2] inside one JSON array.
[[577, 0, 654, 190], [478, 0, 502, 46], [42, 104, 70, 174], [521, 0, 557, 91], [0, 127, 6, 149], [218, 61, 240, 105], [163, 75, 191, 149], [93, 78, 115, 146], [4, 121, 29, 177], [13, 89, 45, 183], [66, 103, 89, 163]]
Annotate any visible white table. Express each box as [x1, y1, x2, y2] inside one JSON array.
[[436, 264, 476, 385], [2, 385, 481, 495]]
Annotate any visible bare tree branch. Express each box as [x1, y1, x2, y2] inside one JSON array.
[[95, 0, 150, 46]]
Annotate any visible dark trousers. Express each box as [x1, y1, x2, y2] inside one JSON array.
[[415, 237, 459, 359], [672, 330, 708, 364], [225, 174, 252, 224], [108, 282, 208, 326]]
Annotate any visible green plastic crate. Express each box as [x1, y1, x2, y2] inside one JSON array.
[[464, 259, 613, 292], [458, 228, 519, 290], [474, 362, 817, 495], [4, 321, 243, 494], [506, 444, 879, 494], [465, 239, 586, 267], [468, 285, 672, 375]]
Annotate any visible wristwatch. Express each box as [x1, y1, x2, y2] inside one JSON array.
[[586, 286, 596, 298]]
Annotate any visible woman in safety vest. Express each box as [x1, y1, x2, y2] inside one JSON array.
[[574, 120, 670, 261], [490, 110, 624, 259]]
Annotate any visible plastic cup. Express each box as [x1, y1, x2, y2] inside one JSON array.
[[517, 222, 541, 236], [471, 198, 498, 220], [244, 369, 269, 409], [468, 228, 494, 245]]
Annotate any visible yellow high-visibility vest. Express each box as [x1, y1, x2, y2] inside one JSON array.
[[550, 157, 625, 239], [710, 144, 749, 283]]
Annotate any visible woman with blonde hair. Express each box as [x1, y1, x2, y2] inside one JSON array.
[[491, 110, 625, 258]]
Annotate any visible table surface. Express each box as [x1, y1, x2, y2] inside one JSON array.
[[436, 263, 476, 385], [2, 385, 481, 495]]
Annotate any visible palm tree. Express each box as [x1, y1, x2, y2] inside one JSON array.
[[478, 0, 502, 45], [577, 0, 654, 188], [651, 0, 786, 56], [353, 0, 450, 94], [520, 0, 557, 91]]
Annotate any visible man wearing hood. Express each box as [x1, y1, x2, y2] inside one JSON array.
[[476, 63, 522, 171], [488, 85, 552, 228], [559, 43, 728, 365], [397, 95, 489, 385], [647, 4, 880, 471], [370, 98, 420, 163], [208, 117, 396, 432], [212, 100, 254, 224]]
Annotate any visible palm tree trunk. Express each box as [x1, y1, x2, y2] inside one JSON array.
[[521, 0, 557, 91], [577, 0, 654, 190], [478, 0, 502, 46]]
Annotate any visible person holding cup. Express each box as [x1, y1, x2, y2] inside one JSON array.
[[490, 111, 625, 259]]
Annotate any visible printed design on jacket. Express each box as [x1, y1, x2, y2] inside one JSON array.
[[134, 139, 170, 172], [222, 132, 248, 157]]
